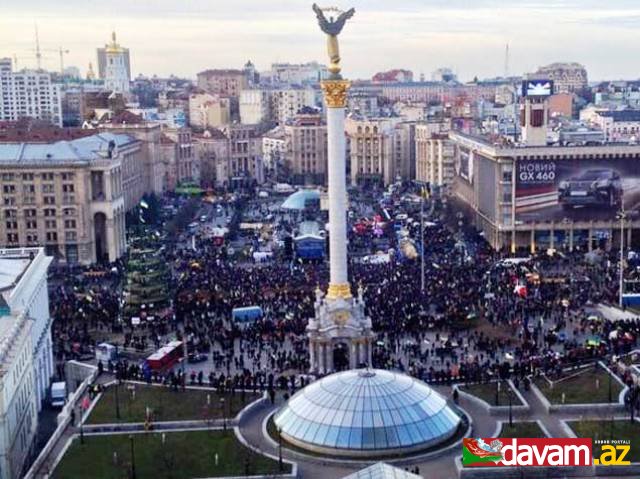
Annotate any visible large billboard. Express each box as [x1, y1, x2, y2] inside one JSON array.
[[515, 158, 640, 223], [521, 79, 554, 98], [456, 146, 474, 184]]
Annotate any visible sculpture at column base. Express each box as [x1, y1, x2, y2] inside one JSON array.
[[326, 282, 352, 300], [307, 288, 374, 375]]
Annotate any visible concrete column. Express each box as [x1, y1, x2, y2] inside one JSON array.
[[326, 105, 348, 287], [360, 341, 366, 365], [569, 227, 574, 252], [321, 343, 327, 374], [530, 229, 536, 254], [328, 343, 335, 372], [351, 342, 358, 369], [107, 218, 116, 262], [367, 339, 372, 366], [309, 340, 316, 373]]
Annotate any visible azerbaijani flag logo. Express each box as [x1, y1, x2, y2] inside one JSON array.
[[462, 438, 504, 466]]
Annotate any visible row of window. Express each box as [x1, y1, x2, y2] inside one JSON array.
[[6, 231, 76, 243]]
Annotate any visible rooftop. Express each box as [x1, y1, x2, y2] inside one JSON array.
[[0, 132, 138, 166], [342, 462, 421, 479], [597, 110, 640, 122]]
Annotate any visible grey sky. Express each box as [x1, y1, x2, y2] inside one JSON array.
[[1, 0, 639, 81]]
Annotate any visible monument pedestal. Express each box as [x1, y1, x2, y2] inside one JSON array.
[[307, 288, 374, 375]]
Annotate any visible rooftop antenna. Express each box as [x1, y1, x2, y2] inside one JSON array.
[[504, 43, 510, 79], [35, 24, 42, 70]]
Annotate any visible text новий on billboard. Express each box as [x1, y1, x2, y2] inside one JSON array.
[[515, 158, 640, 223]]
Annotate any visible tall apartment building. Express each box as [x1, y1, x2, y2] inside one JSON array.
[[0, 247, 54, 479], [262, 127, 287, 175], [239, 89, 271, 125], [0, 59, 62, 127], [188, 92, 230, 129], [284, 110, 327, 185], [196, 69, 248, 97], [415, 128, 454, 190], [271, 88, 317, 126], [0, 133, 141, 264]]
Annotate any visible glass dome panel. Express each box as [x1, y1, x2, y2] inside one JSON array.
[[274, 369, 461, 455]]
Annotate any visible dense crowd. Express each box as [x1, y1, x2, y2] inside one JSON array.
[[48, 191, 640, 396]]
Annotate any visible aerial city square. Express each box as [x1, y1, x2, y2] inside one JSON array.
[[1, 0, 640, 478]]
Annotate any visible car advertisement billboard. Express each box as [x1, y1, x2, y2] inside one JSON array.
[[515, 158, 640, 223]]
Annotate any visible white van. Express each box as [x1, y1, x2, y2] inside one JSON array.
[[50, 382, 67, 408]]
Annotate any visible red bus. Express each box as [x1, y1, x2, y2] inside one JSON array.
[[145, 341, 183, 371]]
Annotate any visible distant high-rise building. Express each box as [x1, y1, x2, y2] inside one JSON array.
[[535, 62, 588, 94], [97, 32, 131, 93], [0, 58, 62, 126], [284, 109, 328, 184]]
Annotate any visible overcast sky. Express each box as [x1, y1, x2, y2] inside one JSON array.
[[2, 0, 640, 82]]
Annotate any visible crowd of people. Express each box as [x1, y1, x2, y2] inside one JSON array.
[[47, 189, 640, 396]]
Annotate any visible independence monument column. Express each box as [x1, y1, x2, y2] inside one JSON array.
[[307, 4, 373, 375]]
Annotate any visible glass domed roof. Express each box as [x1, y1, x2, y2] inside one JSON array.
[[281, 189, 321, 210], [274, 369, 461, 456]]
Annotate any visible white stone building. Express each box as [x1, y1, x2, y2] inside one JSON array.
[[0, 247, 53, 478], [239, 89, 271, 125], [0, 59, 62, 127]]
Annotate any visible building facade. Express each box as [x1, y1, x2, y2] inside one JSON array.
[[239, 89, 271, 125], [535, 62, 588, 94], [0, 59, 62, 127], [188, 93, 230, 129], [0, 133, 138, 264], [284, 112, 328, 185], [196, 69, 248, 97], [450, 131, 640, 253], [415, 128, 454, 190], [345, 118, 397, 186], [0, 247, 54, 479], [269, 62, 328, 85], [271, 88, 317, 126]]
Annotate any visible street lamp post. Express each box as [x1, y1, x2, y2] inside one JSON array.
[[115, 382, 121, 420], [617, 209, 627, 308], [508, 388, 513, 427], [277, 426, 283, 471], [220, 397, 226, 432], [421, 189, 425, 293], [129, 434, 137, 479]]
